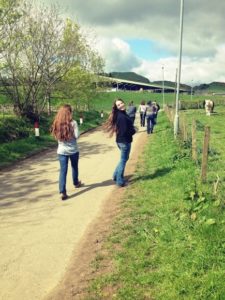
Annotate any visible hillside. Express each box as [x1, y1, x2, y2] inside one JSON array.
[[153, 80, 190, 91], [106, 73, 190, 90], [108, 72, 150, 84], [194, 82, 225, 94], [103, 72, 225, 93]]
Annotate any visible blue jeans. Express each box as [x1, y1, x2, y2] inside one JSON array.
[[58, 152, 79, 194], [146, 115, 155, 134], [113, 143, 131, 186]]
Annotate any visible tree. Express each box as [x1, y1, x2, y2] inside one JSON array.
[[55, 39, 105, 110], [0, 0, 104, 120], [55, 66, 97, 110], [0, 0, 21, 43]]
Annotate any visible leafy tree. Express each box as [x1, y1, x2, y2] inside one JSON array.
[[0, 0, 21, 44], [55, 66, 97, 110], [0, 0, 104, 120]]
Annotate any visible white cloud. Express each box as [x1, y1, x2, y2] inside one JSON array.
[[95, 38, 140, 71], [42, 0, 225, 84], [133, 45, 225, 85], [93, 34, 225, 85]]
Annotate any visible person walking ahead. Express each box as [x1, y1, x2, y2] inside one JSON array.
[[126, 101, 137, 124], [103, 98, 136, 187], [138, 100, 147, 127], [146, 101, 157, 134], [51, 104, 82, 200]]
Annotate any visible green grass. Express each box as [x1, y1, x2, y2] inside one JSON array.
[[0, 110, 105, 169], [179, 106, 225, 184], [90, 91, 172, 112], [84, 113, 225, 300], [90, 91, 225, 113], [0, 135, 56, 168]]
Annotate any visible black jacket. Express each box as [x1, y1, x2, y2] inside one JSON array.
[[116, 110, 135, 143]]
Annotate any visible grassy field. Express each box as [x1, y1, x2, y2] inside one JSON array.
[[90, 91, 225, 113], [83, 112, 225, 299], [179, 106, 225, 185], [90, 91, 168, 112]]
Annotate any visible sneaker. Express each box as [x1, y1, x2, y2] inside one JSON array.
[[74, 181, 82, 188], [61, 193, 68, 201], [117, 181, 128, 187]]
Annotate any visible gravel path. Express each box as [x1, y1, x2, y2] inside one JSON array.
[[0, 120, 147, 300]]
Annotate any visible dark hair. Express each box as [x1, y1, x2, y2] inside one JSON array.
[[141, 100, 145, 105], [103, 98, 124, 137]]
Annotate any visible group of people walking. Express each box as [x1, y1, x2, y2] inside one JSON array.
[[127, 100, 160, 134], [51, 98, 160, 200], [139, 100, 160, 134]]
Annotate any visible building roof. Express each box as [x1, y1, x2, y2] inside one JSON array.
[[98, 75, 187, 92]]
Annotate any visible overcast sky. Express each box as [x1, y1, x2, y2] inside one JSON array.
[[43, 0, 225, 85]]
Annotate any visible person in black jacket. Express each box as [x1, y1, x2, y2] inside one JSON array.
[[103, 98, 136, 187]]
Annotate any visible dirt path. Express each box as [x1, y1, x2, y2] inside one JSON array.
[[0, 119, 148, 300]]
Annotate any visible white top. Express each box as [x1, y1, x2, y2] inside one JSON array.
[[138, 104, 147, 113], [57, 120, 79, 155]]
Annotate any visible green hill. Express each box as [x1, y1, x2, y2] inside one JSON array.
[[153, 80, 190, 91], [104, 72, 225, 94], [194, 82, 225, 94], [109, 72, 150, 84]]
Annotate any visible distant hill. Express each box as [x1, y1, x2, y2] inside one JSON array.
[[193, 82, 225, 94], [106, 74, 189, 89], [108, 72, 150, 84], [103, 72, 225, 93], [153, 80, 190, 91]]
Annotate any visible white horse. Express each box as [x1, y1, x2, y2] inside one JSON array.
[[203, 99, 214, 116]]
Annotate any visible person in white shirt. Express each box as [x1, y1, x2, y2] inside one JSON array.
[[51, 104, 82, 200], [138, 100, 147, 127]]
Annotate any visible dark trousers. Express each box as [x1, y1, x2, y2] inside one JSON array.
[[129, 116, 135, 125], [140, 113, 146, 126]]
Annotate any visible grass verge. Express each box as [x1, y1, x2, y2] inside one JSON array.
[[0, 110, 105, 169], [84, 113, 225, 300]]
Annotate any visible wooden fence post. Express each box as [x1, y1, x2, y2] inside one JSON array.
[[192, 119, 197, 162], [183, 117, 188, 142], [201, 126, 210, 182]]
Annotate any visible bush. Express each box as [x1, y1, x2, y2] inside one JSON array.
[[0, 117, 32, 143], [0, 110, 104, 144]]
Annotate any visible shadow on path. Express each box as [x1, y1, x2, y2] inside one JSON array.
[[65, 179, 115, 200], [129, 166, 173, 183]]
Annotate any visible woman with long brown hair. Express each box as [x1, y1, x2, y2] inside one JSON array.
[[104, 98, 136, 187], [51, 104, 82, 200]]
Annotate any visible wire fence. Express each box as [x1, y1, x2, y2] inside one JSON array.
[[164, 105, 210, 182]]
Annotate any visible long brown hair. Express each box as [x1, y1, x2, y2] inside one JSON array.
[[103, 98, 124, 137], [51, 104, 74, 141]]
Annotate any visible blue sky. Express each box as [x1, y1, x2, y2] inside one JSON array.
[[43, 0, 225, 85], [125, 39, 171, 60]]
